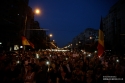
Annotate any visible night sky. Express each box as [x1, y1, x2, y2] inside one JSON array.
[[29, 0, 119, 48]]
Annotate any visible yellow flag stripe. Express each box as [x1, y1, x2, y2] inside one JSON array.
[[98, 29, 104, 47], [22, 37, 30, 45], [98, 39, 104, 47]]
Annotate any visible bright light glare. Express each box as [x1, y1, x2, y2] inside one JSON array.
[[17, 61, 20, 64], [46, 61, 49, 65], [90, 37, 92, 39], [88, 54, 91, 56], [20, 46, 23, 48], [36, 54, 39, 58], [50, 34, 53, 37], [116, 59, 119, 62], [35, 9, 40, 14]]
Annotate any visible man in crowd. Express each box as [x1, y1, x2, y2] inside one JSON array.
[[35, 58, 48, 83]]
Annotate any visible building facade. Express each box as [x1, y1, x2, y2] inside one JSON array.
[[0, 0, 48, 51], [72, 28, 98, 52], [0, 0, 29, 51], [103, 0, 125, 54]]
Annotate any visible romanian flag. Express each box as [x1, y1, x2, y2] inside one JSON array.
[[21, 36, 30, 45], [97, 17, 104, 57]]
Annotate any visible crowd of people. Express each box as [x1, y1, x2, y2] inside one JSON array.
[[0, 50, 125, 83]]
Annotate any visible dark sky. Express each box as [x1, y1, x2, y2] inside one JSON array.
[[29, 0, 118, 48]]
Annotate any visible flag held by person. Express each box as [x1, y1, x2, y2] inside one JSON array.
[[97, 17, 104, 57]]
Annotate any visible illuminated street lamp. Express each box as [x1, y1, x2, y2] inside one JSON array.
[[49, 34, 53, 37], [35, 9, 40, 14], [90, 37, 92, 39], [23, 8, 41, 51], [24, 8, 41, 36]]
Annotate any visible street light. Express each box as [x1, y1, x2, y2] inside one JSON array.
[[23, 8, 41, 51], [49, 34, 53, 37], [90, 37, 92, 39], [35, 9, 40, 14], [24, 8, 41, 36]]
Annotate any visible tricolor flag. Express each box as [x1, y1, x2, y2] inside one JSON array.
[[21, 36, 30, 45], [97, 17, 104, 57]]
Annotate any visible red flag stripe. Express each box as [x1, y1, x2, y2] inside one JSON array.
[[97, 42, 104, 56]]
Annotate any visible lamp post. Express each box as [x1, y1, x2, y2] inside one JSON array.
[[49, 34, 53, 49], [49, 34, 53, 38], [24, 8, 41, 36], [23, 8, 41, 52]]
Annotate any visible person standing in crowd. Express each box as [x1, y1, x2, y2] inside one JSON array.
[[1, 50, 125, 83], [48, 62, 57, 83], [24, 63, 35, 83], [56, 66, 70, 83], [35, 58, 48, 83], [72, 65, 85, 83]]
